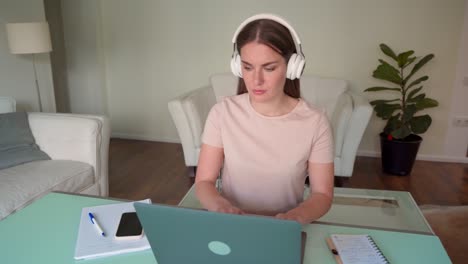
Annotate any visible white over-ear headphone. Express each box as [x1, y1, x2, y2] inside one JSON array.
[[230, 13, 306, 80]]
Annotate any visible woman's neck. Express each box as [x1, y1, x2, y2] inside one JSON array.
[[249, 94, 299, 117]]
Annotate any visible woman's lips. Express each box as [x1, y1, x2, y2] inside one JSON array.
[[252, 89, 266, 95]]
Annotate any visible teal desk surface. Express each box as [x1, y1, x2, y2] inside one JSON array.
[[0, 193, 155, 264], [0, 192, 451, 264]]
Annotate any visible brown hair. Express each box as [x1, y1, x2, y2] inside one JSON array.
[[235, 19, 300, 98]]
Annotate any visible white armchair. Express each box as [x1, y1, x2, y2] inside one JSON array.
[[168, 73, 372, 177]]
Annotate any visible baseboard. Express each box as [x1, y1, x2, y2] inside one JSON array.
[[357, 150, 468, 164], [111, 132, 180, 144]]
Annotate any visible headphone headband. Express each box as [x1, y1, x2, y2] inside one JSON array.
[[230, 13, 306, 80], [231, 13, 302, 45]]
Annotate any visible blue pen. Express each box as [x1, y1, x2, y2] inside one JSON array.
[[88, 212, 106, 237]]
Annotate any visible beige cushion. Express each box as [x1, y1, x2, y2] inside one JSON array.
[[210, 73, 239, 102], [300, 76, 347, 119], [0, 160, 94, 219], [420, 205, 468, 264]]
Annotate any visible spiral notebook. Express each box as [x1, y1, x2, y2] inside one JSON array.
[[326, 234, 390, 264]]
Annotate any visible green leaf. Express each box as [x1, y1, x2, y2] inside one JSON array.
[[373, 60, 402, 85], [410, 115, 432, 134], [392, 124, 411, 139], [369, 99, 400, 106], [405, 54, 434, 83], [406, 86, 422, 101], [384, 114, 401, 134], [364, 86, 401, 92], [403, 57, 417, 69], [380, 44, 398, 61], [407, 93, 426, 103], [402, 104, 417, 122], [373, 103, 401, 119], [392, 126, 411, 139], [379, 59, 400, 73], [397, 50, 415, 68], [415, 98, 439, 110], [406, 76, 429, 90]]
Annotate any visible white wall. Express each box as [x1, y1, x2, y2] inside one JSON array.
[[63, 0, 467, 161], [0, 0, 55, 112], [44, 0, 70, 113], [61, 0, 107, 115], [444, 1, 468, 160]]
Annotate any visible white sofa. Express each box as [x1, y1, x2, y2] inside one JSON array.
[[0, 97, 110, 220], [168, 73, 372, 177]]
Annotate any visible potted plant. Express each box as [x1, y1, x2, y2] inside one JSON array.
[[365, 44, 438, 176]]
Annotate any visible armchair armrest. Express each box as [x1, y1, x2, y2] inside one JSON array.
[[336, 91, 372, 176], [168, 86, 216, 166], [28, 113, 110, 196]]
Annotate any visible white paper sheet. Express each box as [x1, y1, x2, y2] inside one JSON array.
[[74, 199, 151, 260]]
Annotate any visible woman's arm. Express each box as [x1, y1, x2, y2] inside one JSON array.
[[276, 162, 334, 224], [195, 143, 244, 214]]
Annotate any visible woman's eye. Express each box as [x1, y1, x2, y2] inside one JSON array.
[[243, 66, 252, 71], [265, 67, 276, 72]]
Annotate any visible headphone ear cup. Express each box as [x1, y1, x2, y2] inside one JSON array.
[[287, 53, 299, 80], [286, 53, 306, 80], [230, 53, 243, 78], [294, 54, 305, 79]]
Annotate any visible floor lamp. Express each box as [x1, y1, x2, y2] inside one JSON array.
[[6, 22, 53, 112]]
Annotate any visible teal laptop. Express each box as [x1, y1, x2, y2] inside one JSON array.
[[134, 202, 303, 264]]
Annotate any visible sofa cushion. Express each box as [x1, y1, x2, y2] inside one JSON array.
[[0, 160, 94, 220], [0, 112, 50, 169]]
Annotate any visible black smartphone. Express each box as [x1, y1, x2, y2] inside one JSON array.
[[115, 212, 144, 240]]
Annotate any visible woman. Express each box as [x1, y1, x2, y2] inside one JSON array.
[[195, 14, 334, 224]]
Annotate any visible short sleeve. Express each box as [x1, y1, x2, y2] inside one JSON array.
[[202, 103, 223, 148], [308, 112, 334, 163]]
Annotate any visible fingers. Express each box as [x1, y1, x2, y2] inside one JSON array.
[[218, 207, 241, 214], [212, 203, 244, 215], [275, 212, 307, 224], [275, 213, 287, 220]]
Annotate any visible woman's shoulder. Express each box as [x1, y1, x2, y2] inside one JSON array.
[[295, 99, 327, 119], [208, 94, 249, 119], [220, 93, 248, 104], [213, 93, 249, 110]]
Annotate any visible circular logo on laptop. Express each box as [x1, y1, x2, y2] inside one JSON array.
[[208, 241, 231, 255]]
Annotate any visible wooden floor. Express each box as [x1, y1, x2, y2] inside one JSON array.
[[109, 138, 468, 207]]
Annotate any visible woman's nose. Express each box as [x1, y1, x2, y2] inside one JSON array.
[[254, 69, 264, 85]]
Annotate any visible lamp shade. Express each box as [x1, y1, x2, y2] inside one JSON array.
[[6, 22, 52, 54]]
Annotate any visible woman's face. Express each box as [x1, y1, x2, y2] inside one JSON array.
[[240, 42, 287, 103]]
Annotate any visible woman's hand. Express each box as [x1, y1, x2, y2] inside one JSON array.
[[275, 208, 309, 224], [276, 162, 334, 224], [275, 190, 333, 225], [209, 197, 244, 215]]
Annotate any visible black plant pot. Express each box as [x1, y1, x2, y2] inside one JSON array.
[[379, 133, 422, 176]]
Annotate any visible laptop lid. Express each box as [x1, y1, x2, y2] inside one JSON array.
[[134, 202, 302, 264]]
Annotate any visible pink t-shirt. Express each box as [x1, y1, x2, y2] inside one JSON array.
[[202, 93, 334, 215]]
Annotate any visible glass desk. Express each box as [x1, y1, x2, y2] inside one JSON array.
[[179, 186, 434, 234], [0, 189, 448, 264]]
